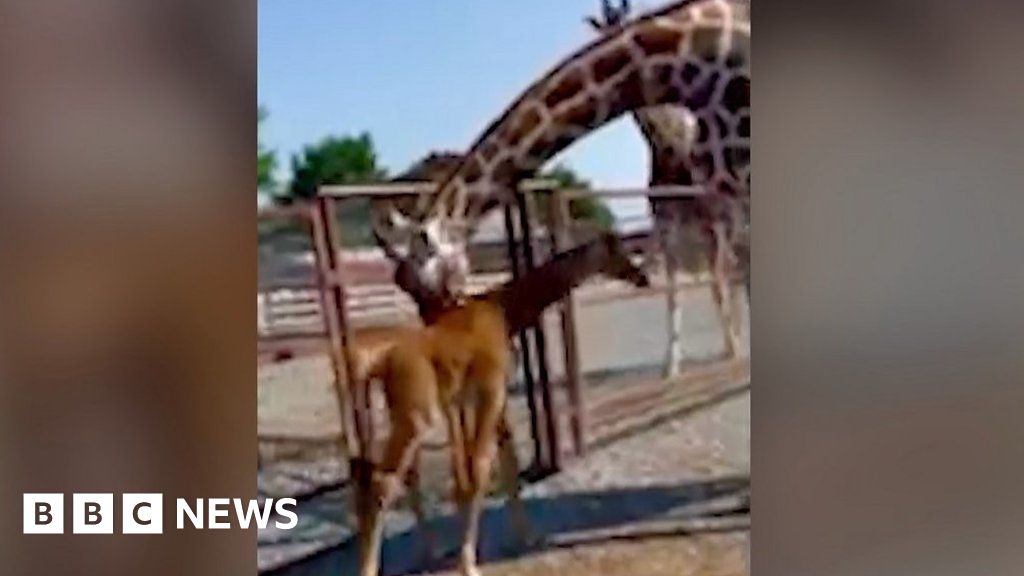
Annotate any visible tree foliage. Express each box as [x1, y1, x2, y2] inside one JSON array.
[[540, 163, 615, 230], [285, 132, 388, 201], [270, 133, 389, 245], [257, 106, 277, 192], [257, 129, 616, 246]]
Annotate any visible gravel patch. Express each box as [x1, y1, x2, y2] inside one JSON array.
[[258, 285, 750, 575]]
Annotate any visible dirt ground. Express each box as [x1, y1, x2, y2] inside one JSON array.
[[258, 283, 750, 576], [438, 534, 747, 576], [424, 385, 750, 576]]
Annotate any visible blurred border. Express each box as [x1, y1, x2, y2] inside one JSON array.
[[3, 1, 1024, 574], [0, 1, 256, 574], [755, 1, 1024, 575]]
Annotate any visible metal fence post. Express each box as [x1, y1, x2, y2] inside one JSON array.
[[517, 187, 561, 471], [546, 190, 587, 456], [312, 196, 367, 460], [502, 202, 547, 472]]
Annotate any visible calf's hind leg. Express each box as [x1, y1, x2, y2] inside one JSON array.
[[456, 368, 508, 576], [404, 450, 439, 562], [358, 408, 434, 576]]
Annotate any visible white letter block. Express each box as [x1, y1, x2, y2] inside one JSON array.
[[122, 494, 163, 534], [23, 493, 63, 534], [73, 493, 114, 534]]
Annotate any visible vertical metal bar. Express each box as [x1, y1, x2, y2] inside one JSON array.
[[307, 201, 356, 457], [502, 203, 546, 470], [316, 196, 370, 459], [516, 189, 561, 470], [547, 191, 587, 456]]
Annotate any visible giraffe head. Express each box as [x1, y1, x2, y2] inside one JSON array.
[[372, 151, 473, 300], [375, 208, 470, 298], [594, 231, 651, 289]]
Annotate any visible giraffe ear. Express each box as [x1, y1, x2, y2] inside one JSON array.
[[387, 205, 412, 229], [370, 203, 412, 259]]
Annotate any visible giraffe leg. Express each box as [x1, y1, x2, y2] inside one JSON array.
[[659, 222, 685, 378], [495, 346, 536, 548], [710, 222, 742, 359], [725, 244, 744, 357], [457, 369, 507, 576], [404, 450, 439, 563], [726, 206, 749, 343], [731, 267, 746, 350], [496, 412, 537, 548], [735, 242, 750, 337], [444, 404, 478, 576], [446, 404, 472, 503], [358, 408, 432, 576]]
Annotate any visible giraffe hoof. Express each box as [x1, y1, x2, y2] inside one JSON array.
[[460, 565, 482, 576], [663, 364, 682, 380], [459, 549, 482, 576], [725, 340, 742, 360]]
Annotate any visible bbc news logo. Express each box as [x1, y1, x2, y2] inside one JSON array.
[[23, 494, 297, 534]]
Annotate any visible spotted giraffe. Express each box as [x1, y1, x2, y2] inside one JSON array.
[[587, 0, 747, 374], [372, 0, 751, 349]]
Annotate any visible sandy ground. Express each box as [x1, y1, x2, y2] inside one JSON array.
[[434, 533, 748, 576], [258, 281, 749, 575], [455, 535, 748, 576], [426, 388, 751, 576]]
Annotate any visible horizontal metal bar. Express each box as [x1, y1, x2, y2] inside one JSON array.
[[258, 278, 319, 291], [558, 184, 706, 199], [257, 329, 329, 341], [317, 181, 707, 200], [257, 203, 316, 220], [319, 178, 570, 198], [319, 182, 437, 197]]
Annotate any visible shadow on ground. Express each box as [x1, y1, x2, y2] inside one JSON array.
[[264, 474, 749, 576]]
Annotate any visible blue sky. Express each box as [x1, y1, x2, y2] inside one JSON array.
[[258, 0, 671, 220]]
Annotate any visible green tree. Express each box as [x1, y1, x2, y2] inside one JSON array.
[[278, 132, 389, 245], [257, 106, 277, 192], [540, 163, 615, 230], [285, 132, 388, 201]]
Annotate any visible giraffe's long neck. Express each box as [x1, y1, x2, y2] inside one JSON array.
[[430, 0, 750, 230], [632, 105, 698, 185], [484, 234, 622, 335]]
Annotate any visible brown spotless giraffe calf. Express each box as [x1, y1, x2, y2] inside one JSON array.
[[357, 232, 649, 576], [372, 0, 751, 324], [351, 152, 528, 562], [587, 0, 748, 375]]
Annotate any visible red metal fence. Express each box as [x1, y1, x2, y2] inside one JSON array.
[[257, 181, 743, 482]]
